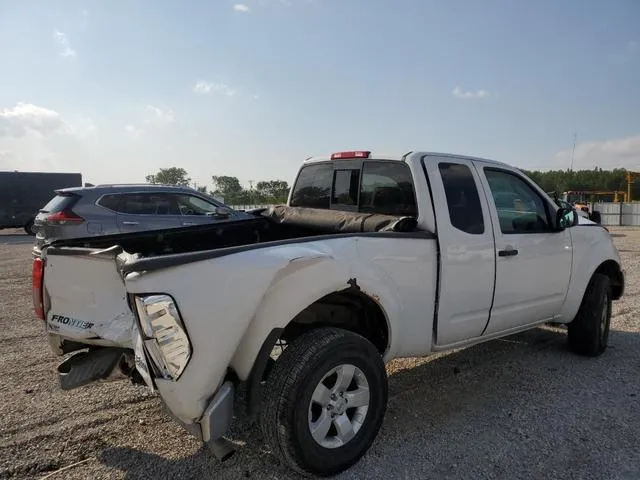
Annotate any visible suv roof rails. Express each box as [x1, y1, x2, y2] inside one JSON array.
[[93, 183, 193, 188]]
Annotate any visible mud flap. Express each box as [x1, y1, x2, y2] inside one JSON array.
[[57, 348, 127, 390]]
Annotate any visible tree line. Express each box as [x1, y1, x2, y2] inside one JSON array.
[[520, 167, 638, 199], [146, 166, 640, 205], [145, 167, 290, 204]]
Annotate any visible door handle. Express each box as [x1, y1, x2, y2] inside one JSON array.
[[183, 222, 197, 226], [121, 221, 139, 226], [498, 248, 518, 257]]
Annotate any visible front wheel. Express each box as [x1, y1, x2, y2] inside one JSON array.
[[567, 273, 612, 356], [259, 327, 388, 477]]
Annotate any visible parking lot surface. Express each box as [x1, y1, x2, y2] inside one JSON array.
[[0, 228, 639, 480]]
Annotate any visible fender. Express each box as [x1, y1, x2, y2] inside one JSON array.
[[560, 226, 623, 322]]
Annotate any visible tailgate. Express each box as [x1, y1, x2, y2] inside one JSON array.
[[43, 247, 137, 348]]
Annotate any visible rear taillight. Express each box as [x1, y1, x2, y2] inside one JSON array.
[[32, 258, 45, 320], [46, 210, 84, 225]]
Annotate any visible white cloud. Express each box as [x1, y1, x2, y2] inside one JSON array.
[[145, 105, 174, 123], [53, 29, 77, 57], [125, 124, 142, 137], [452, 86, 489, 100], [192, 80, 236, 96], [233, 4, 250, 12], [0, 103, 72, 138], [554, 133, 640, 170], [193, 81, 213, 94]]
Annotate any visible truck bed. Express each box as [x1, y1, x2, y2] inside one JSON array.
[[41, 206, 423, 352], [47, 205, 420, 264]]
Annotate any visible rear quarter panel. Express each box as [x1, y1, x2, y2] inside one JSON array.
[[125, 235, 437, 422]]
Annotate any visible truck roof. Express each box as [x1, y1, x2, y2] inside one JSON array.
[[303, 151, 510, 168]]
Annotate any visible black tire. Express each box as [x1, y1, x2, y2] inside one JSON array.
[[590, 210, 602, 224], [259, 327, 388, 477], [24, 218, 36, 235], [567, 273, 612, 356]]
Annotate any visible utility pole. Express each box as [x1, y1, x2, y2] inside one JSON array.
[[569, 133, 577, 172]]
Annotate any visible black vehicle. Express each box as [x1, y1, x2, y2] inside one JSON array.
[[0, 171, 82, 234]]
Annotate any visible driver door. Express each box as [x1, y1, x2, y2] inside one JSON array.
[[475, 163, 573, 335]]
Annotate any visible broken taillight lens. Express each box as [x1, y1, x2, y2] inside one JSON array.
[[32, 258, 45, 320]]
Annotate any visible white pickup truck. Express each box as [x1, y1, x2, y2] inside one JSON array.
[[34, 150, 625, 477]]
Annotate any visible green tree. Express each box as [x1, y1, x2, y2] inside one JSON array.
[[255, 180, 290, 203], [521, 168, 637, 201], [212, 175, 247, 204], [193, 184, 209, 194], [146, 167, 191, 186]]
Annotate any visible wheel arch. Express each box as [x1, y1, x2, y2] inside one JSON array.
[[233, 282, 393, 418], [594, 259, 624, 300], [562, 257, 624, 322]]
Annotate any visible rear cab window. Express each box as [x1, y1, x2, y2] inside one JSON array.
[[290, 164, 332, 209], [289, 160, 417, 217]]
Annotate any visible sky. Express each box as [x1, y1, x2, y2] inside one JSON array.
[[0, 0, 639, 189]]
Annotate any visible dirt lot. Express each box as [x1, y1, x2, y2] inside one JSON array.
[[1, 228, 639, 480]]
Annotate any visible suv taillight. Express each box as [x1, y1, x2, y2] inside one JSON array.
[[32, 258, 45, 320], [46, 210, 84, 225]]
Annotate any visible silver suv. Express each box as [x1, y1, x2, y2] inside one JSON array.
[[33, 184, 250, 249]]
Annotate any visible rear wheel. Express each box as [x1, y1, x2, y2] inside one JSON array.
[[24, 218, 36, 235], [260, 327, 388, 477], [567, 273, 612, 356]]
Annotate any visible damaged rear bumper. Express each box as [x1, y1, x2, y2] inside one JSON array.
[[56, 347, 139, 390], [132, 326, 236, 453]]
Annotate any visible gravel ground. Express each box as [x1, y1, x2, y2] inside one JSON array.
[[1, 227, 639, 480]]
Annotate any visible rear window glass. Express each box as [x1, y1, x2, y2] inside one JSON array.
[[97, 194, 121, 211], [119, 194, 177, 215], [290, 163, 332, 208], [331, 169, 360, 206], [359, 162, 417, 216], [40, 194, 78, 213]]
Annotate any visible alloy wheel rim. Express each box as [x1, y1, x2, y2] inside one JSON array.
[[307, 363, 370, 449]]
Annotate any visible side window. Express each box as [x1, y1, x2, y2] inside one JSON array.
[[289, 163, 332, 209], [484, 169, 550, 234], [331, 169, 360, 206], [438, 163, 485, 235], [359, 162, 417, 216], [97, 194, 122, 212], [119, 193, 179, 215], [174, 194, 218, 215]]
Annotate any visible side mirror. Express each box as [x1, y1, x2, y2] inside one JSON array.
[[556, 207, 578, 230], [207, 206, 232, 218]]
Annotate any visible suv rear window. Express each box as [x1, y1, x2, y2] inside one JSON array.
[[40, 193, 79, 213]]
